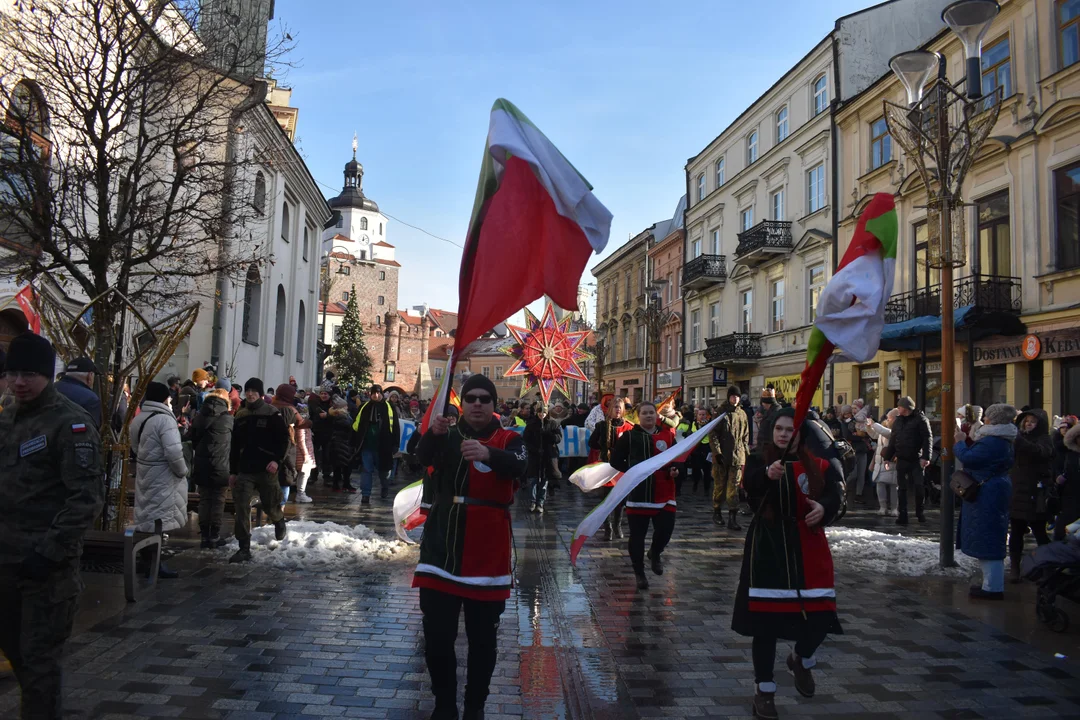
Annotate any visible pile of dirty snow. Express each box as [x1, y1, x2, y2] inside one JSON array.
[[225, 521, 415, 570], [826, 527, 978, 578]]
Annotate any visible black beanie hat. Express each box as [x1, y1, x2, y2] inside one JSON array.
[[145, 381, 171, 404], [6, 332, 56, 378], [244, 377, 265, 395], [461, 373, 498, 405], [727, 385, 741, 400]]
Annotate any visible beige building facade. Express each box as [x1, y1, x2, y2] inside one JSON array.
[[592, 228, 652, 403], [832, 0, 1080, 423]]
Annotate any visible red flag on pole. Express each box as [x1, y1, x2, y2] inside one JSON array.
[[15, 285, 40, 334]]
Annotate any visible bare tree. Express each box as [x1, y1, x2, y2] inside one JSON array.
[[0, 0, 294, 412]]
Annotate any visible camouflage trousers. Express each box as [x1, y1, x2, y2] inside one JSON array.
[[0, 563, 81, 720], [712, 463, 743, 512], [233, 471, 285, 549]]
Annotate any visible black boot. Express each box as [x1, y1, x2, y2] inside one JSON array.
[[648, 550, 664, 576], [601, 521, 612, 542], [611, 506, 624, 539], [229, 546, 253, 563], [200, 528, 212, 550], [634, 571, 649, 590], [157, 562, 180, 579], [713, 509, 726, 526], [462, 704, 485, 720], [727, 510, 742, 532], [209, 526, 227, 548]]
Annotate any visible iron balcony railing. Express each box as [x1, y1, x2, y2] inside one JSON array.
[[735, 220, 793, 258], [884, 274, 1022, 325], [703, 332, 763, 363], [682, 253, 727, 290]]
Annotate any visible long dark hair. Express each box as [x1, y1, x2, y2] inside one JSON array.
[[761, 410, 825, 500]]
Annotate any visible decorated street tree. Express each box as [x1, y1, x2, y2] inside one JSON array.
[[328, 285, 373, 388]]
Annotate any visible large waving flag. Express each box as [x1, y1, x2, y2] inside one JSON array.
[[793, 193, 898, 427], [569, 416, 723, 565], [452, 98, 612, 359]]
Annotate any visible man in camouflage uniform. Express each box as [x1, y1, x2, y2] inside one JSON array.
[[710, 385, 749, 531], [0, 333, 104, 719], [228, 377, 289, 563]]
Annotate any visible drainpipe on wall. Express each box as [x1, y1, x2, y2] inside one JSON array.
[[828, 31, 841, 411]]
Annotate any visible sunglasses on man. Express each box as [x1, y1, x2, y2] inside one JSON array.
[[462, 393, 493, 405]]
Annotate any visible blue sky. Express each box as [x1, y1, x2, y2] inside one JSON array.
[[276, 0, 876, 321]]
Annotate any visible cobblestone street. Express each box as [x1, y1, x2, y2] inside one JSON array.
[[3, 478, 1079, 720]]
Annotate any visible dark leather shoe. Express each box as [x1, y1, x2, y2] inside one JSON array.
[[274, 519, 288, 541], [713, 510, 726, 526], [647, 550, 664, 576], [229, 548, 253, 564], [635, 572, 649, 590], [462, 705, 484, 720], [969, 587, 1005, 600], [787, 652, 815, 698], [429, 704, 459, 720], [752, 689, 778, 719], [727, 510, 743, 531]]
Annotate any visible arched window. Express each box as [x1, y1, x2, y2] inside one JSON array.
[[241, 264, 262, 343], [360, 217, 368, 230], [280, 202, 290, 242], [336, 215, 343, 228], [253, 172, 266, 215], [274, 285, 287, 355], [302, 227, 309, 261], [5, 79, 51, 165], [379, 223, 383, 235], [296, 300, 306, 362]]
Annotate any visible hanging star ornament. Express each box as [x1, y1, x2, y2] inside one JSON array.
[[501, 303, 593, 403]]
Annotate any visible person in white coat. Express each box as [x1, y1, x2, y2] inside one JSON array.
[[867, 410, 899, 516], [131, 381, 189, 578]]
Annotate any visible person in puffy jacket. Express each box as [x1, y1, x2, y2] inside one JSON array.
[[1009, 408, 1053, 582], [954, 403, 1017, 599], [328, 397, 358, 493], [190, 388, 233, 548], [131, 382, 189, 578]]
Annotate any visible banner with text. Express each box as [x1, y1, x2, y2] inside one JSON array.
[[398, 420, 592, 457]]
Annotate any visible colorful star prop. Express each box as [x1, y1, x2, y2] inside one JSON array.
[[501, 303, 593, 403]]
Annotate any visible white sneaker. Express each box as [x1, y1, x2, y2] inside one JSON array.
[[877, 507, 888, 516], [537, 505, 544, 514], [296, 492, 313, 504], [529, 503, 537, 512]]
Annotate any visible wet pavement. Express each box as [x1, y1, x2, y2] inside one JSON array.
[[2, 474, 1080, 719]]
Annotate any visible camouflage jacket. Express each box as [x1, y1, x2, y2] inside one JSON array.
[[710, 402, 749, 467], [0, 384, 104, 565]]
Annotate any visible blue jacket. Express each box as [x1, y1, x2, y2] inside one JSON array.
[[55, 376, 102, 428], [954, 432, 1015, 560]]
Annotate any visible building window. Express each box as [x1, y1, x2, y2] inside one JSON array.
[[981, 36, 1012, 101], [692, 237, 702, 258], [636, 324, 645, 358], [913, 221, 941, 291], [342, 291, 349, 302], [481, 366, 490, 378], [771, 189, 784, 221], [273, 285, 287, 355], [813, 74, 828, 115], [336, 215, 343, 228], [690, 310, 701, 352], [623, 326, 630, 361], [253, 172, 266, 215], [378, 295, 385, 305], [296, 300, 306, 362], [495, 366, 504, 379], [697, 173, 706, 201], [360, 217, 368, 230], [379, 270, 386, 280], [708, 302, 720, 338], [1057, 161, 1080, 269], [639, 265, 646, 296], [716, 157, 725, 187], [385, 363, 396, 382], [624, 271, 631, 302], [770, 279, 785, 332], [776, 106, 789, 143], [870, 117, 891, 170], [6, 80, 51, 166], [317, 323, 323, 339], [434, 366, 443, 380], [747, 131, 758, 164], [379, 222, 383, 235], [741, 289, 753, 333], [1059, 0, 1080, 69], [807, 164, 825, 213], [302, 227, 309, 261], [376, 315, 381, 326], [710, 228, 720, 255], [241, 264, 261, 344], [977, 190, 1011, 277], [741, 207, 754, 231], [808, 264, 825, 322], [281, 203, 290, 242], [666, 336, 672, 368], [333, 325, 342, 342]]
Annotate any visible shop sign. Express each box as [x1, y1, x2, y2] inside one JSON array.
[[623, 378, 640, 386], [764, 373, 823, 409], [925, 361, 942, 374], [886, 361, 902, 391], [712, 367, 728, 386], [974, 328, 1080, 366], [860, 367, 880, 380], [658, 371, 681, 387]]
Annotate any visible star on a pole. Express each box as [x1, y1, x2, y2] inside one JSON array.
[[501, 303, 593, 403]]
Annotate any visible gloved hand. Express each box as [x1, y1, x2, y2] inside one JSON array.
[[20, 551, 58, 581]]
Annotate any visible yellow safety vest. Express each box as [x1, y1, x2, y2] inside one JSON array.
[[352, 400, 394, 432]]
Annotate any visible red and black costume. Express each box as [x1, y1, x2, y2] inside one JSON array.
[[611, 423, 679, 580], [413, 374, 527, 719]]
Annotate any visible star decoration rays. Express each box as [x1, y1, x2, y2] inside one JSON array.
[[501, 303, 593, 403]]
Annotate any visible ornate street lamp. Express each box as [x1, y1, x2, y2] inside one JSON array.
[[883, 0, 1000, 566]]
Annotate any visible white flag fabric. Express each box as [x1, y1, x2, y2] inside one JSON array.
[[569, 415, 724, 565], [392, 480, 425, 544], [568, 462, 621, 493]]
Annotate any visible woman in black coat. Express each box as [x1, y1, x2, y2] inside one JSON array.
[[190, 389, 233, 548], [328, 400, 358, 493], [1009, 409, 1053, 581]]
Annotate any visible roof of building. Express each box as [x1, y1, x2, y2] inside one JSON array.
[[373, 240, 394, 248], [328, 146, 380, 212], [398, 311, 423, 326], [317, 301, 348, 315], [374, 258, 401, 268], [428, 308, 458, 335]]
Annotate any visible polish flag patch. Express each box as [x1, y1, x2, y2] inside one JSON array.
[[71, 423, 87, 433]]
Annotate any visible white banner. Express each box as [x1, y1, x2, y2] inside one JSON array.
[[398, 420, 593, 457]]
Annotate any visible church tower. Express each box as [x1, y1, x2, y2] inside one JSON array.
[[324, 136, 392, 264], [199, 0, 275, 80]]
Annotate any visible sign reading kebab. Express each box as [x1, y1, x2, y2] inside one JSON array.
[[974, 329, 1080, 366]]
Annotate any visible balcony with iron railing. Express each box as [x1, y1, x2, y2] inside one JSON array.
[[734, 220, 793, 267], [883, 274, 1021, 325], [682, 253, 727, 291], [703, 332, 763, 364]]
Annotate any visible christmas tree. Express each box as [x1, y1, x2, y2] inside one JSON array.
[[329, 284, 373, 388]]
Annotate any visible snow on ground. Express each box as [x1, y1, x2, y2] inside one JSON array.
[[223, 521, 416, 570], [827, 527, 979, 578]]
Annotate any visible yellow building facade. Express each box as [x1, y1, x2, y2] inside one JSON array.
[[832, 0, 1080, 424]]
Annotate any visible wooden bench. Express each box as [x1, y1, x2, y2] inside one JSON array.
[[82, 519, 163, 603]]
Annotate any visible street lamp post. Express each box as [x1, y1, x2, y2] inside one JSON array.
[[883, 0, 1002, 567]]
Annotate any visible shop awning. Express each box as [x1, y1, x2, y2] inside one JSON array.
[[879, 306, 1026, 352]]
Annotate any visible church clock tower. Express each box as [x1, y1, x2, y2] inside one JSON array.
[[199, 0, 275, 80]]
